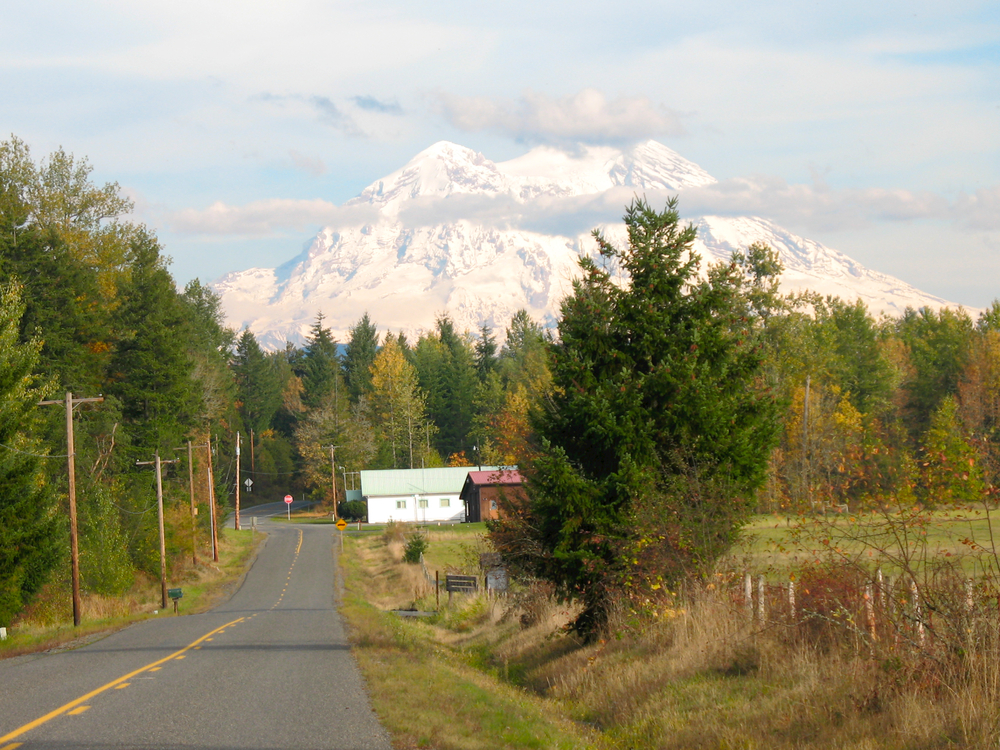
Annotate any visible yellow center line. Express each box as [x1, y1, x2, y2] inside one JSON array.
[[67, 707, 90, 715], [1, 742, 24, 749], [0, 616, 244, 745], [114, 684, 130, 690]]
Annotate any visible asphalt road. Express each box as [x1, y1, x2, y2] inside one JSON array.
[[0, 518, 392, 750]]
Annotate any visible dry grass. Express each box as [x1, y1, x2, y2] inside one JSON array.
[[342, 520, 1000, 748], [340, 529, 600, 749], [490, 580, 1000, 749]]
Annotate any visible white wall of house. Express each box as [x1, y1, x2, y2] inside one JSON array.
[[366, 493, 465, 524]]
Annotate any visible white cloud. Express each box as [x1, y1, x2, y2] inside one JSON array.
[[168, 199, 378, 236], [955, 186, 1000, 231], [433, 88, 686, 145], [358, 174, 999, 240], [676, 178, 952, 232]]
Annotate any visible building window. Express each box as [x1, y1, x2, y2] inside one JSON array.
[[418, 498, 429, 509], [396, 500, 407, 509], [490, 500, 498, 510], [440, 498, 450, 507]]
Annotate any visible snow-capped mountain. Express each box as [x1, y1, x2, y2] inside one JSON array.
[[212, 140, 958, 350]]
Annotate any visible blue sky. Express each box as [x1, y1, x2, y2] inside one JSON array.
[[4, 0, 999, 308]]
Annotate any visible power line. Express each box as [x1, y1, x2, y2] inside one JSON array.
[[0, 443, 68, 459]]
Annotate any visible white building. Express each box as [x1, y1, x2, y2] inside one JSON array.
[[361, 467, 501, 524]]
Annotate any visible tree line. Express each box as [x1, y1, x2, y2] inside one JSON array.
[[2, 137, 999, 637]]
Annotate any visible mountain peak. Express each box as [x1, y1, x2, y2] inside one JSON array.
[[615, 140, 717, 190], [349, 141, 504, 212], [214, 140, 963, 349]]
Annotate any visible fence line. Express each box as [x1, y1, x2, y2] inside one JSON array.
[[735, 568, 1000, 652]]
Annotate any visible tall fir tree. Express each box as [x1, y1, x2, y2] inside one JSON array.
[[106, 229, 197, 458], [492, 198, 783, 636], [232, 328, 283, 436], [300, 312, 343, 411], [474, 325, 498, 380], [343, 312, 380, 403]]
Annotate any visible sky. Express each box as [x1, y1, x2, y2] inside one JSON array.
[[4, 0, 999, 309]]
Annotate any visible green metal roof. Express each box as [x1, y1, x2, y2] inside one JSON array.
[[360, 466, 501, 496]]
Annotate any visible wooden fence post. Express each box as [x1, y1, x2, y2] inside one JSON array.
[[911, 580, 925, 646], [757, 575, 766, 624], [745, 573, 753, 621], [864, 584, 876, 641]]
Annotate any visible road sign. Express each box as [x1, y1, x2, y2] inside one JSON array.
[[336, 519, 347, 530], [244, 478, 253, 491], [284, 495, 293, 505]]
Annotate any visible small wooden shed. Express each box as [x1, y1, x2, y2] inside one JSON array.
[[460, 469, 525, 523]]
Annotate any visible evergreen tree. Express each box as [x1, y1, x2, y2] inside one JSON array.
[[300, 313, 343, 410], [493, 198, 783, 636], [416, 316, 478, 458], [977, 300, 1000, 333], [474, 325, 498, 380], [499, 309, 551, 396], [232, 329, 283, 436], [0, 224, 109, 393], [0, 282, 62, 626], [106, 229, 197, 458], [343, 312, 379, 403]]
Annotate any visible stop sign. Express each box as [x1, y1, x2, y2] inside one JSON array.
[[284, 495, 293, 505]]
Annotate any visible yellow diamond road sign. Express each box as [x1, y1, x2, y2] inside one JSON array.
[[336, 519, 348, 530]]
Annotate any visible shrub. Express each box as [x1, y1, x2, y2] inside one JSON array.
[[403, 533, 428, 564], [338, 499, 367, 521]]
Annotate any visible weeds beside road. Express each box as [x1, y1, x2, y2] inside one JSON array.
[[0, 527, 262, 659]]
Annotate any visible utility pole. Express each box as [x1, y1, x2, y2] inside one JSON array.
[[235, 431, 241, 530], [803, 375, 811, 509], [38, 392, 103, 627], [206, 435, 218, 562], [327, 445, 339, 520], [175, 440, 197, 566], [188, 437, 218, 562], [136, 451, 178, 610]]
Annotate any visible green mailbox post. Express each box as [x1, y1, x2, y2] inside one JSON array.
[[168, 588, 183, 615]]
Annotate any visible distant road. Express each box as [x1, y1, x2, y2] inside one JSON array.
[[235, 499, 317, 521], [0, 518, 392, 750]]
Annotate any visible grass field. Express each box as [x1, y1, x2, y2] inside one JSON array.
[[736, 507, 1000, 579], [341, 512, 1000, 749]]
